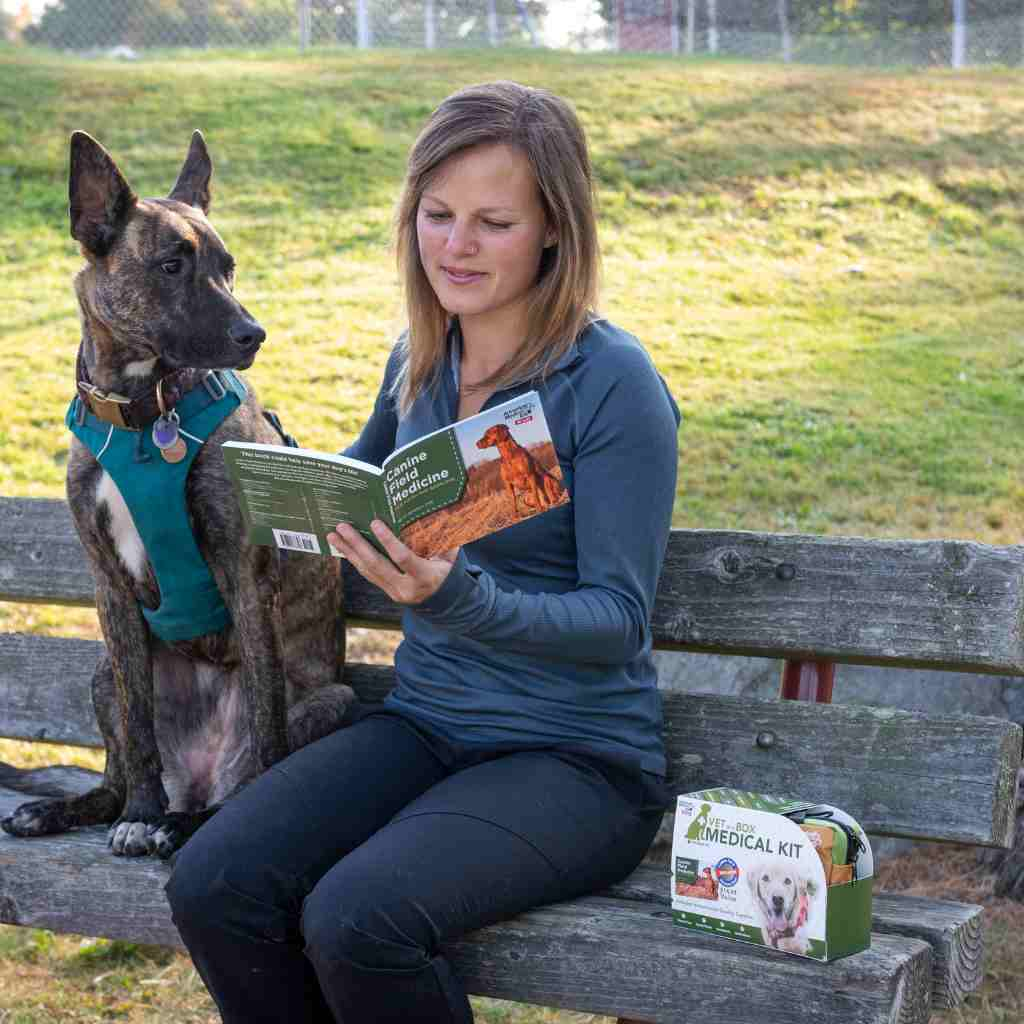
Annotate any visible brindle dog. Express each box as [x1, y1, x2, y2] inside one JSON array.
[[0, 132, 354, 859]]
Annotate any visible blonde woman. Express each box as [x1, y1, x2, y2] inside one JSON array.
[[167, 81, 680, 1023]]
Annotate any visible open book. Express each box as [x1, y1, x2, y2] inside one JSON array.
[[222, 391, 570, 559]]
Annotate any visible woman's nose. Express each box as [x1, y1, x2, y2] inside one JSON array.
[[445, 222, 479, 256]]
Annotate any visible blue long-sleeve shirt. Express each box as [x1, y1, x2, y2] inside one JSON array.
[[344, 318, 680, 777]]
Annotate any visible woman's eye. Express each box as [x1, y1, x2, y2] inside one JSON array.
[[161, 259, 183, 275], [424, 211, 449, 222], [484, 221, 512, 230]]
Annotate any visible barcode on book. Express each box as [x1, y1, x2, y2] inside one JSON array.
[[272, 529, 321, 554]]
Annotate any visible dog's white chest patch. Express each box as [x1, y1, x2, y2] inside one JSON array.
[[96, 470, 149, 581]]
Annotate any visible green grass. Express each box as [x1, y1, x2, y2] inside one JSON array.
[[1, 48, 1023, 544], [0, 920, 613, 1022], [1, 44, 1023, 1022]]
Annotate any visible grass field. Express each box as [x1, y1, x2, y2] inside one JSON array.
[[0, 43, 1022, 1022]]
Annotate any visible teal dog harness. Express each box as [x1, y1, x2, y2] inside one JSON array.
[[67, 370, 247, 643]]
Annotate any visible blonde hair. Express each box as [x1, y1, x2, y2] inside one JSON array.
[[393, 80, 600, 412]]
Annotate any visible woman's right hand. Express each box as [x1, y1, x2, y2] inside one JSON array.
[[328, 520, 458, 606]]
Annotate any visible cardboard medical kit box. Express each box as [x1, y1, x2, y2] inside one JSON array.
[[671, 788, 873, 961]]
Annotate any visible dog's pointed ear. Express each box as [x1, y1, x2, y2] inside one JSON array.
[[168, 130, 212, 214], [69, 131, 137, 257]]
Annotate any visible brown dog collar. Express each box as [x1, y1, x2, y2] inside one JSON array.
[[75, 348, 205, 430]]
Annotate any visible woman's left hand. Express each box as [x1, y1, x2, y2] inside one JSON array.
[[327, 520, 458, 606]]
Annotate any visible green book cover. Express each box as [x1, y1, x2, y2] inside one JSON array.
[[222, 391, 569, 559]]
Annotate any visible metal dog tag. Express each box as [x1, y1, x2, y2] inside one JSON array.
[[159, 436, 188, 464], [152, 413, 187, 463], [152, 412, 179, 448]]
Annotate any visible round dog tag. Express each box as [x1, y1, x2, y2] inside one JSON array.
[[152, 413, 180, 450], [159, 436, 188, 464]]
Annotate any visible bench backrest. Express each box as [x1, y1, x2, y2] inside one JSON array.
[[2, 496, 1021, 848]]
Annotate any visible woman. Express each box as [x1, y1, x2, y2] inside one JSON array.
[[166, 80, 680, 1024]]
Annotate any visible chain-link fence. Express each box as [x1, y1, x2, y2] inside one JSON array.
[[4, 0, 1023, 66]]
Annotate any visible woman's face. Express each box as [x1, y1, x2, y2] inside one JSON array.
[[416, 143, 554, 330]]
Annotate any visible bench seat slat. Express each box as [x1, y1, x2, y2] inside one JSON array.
[[4, 496, 1024, 674], [0, 764, 974, 1014], [0, 785, 931, 1024], [2, 635, 1018, 848]]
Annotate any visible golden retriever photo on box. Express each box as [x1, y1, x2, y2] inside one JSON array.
[[747, 862, 820, 955]]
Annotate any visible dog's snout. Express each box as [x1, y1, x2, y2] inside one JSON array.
[[772, 895, 784, 913], [229, 319, 266, 349]]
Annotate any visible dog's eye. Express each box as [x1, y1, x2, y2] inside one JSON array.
[[784, 877, 793, 886], [161, 259, 183, 275]]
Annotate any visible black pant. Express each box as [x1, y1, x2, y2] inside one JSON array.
[[165, 710, 666, 1023]]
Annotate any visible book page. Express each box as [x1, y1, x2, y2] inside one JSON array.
[[222, 442, 390, 556]]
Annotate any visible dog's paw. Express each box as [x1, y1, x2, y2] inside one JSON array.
[[145, 809, 218, 860], [108, 820, 153, 857], [145, 814, 189, 861], [1, 799, 66, 838]]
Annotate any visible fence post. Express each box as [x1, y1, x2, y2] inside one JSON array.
[[425, 0, 436, 48], [297, 0, 311, 51], [670, 0, 679, 53], [707, 0, 717, 53], [357, 0, 371, 48], [952, 0, 966, 67], [487, 0, 500, 44], [778, 0, 791, 61], [686, 0, 695, 53]]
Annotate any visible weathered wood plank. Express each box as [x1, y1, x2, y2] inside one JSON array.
[[605, 865, 983, 1010], [0, 497, 95, 608], [662, 692, 1021, 849], [0, 767, 974, 1013], [652, 530, 1024, 674], [4, 497, 1024, 673], [0, 787, 932, 1024], [0, 634, 98, 746], [446, 898, 931, 1024], [1, 635, 1019, 847]]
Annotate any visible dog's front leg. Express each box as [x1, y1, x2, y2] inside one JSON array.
[[235, 546, 290, 772], [97, 580, 168, 856]]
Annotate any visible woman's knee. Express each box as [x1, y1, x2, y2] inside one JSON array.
[[166, 837, 303, 945], [301, 876, 432, 973], [165, 837, 219, 923]]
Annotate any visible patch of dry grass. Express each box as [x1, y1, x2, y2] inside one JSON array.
[[876, 847, 1024, 1024]]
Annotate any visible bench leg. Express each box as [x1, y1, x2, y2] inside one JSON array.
[[780, 659, 835, 703]]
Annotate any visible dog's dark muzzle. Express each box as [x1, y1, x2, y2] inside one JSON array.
[[225, 317, 266, 369], [229, 317, 266, 353]]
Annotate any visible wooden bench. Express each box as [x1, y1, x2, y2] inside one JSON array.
[[1, 494, 1022, 1023]]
